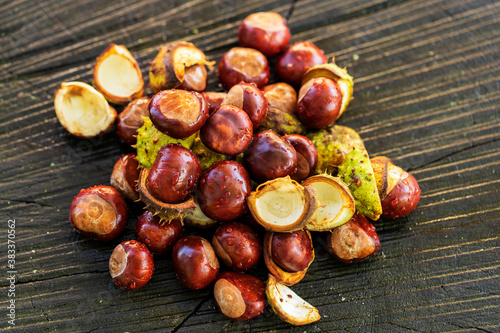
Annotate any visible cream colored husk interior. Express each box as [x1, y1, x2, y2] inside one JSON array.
[[96, 54, 142, 98]]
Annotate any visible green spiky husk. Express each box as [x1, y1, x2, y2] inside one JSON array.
[[338, 149, 382, 221], [191, 134, 227, 172], [258, 106, 306, 135]]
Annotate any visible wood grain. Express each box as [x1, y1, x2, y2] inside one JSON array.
[[1, 0, 499, 331]]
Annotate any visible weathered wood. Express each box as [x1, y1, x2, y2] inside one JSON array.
[[1, 0, 499, 331]]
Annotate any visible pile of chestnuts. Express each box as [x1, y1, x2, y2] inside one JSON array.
[[58, 11, 421, 326]]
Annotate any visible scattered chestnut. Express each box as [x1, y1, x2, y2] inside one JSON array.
[[178, 64, 207, 92], [213, 271, 266, 321], [222, 82, 268, 128], [276, 41, 327, 87], [116, 97, 150, 145], [262, 82, 297, 115], [271, 229, 314, 272], [149, 89, 209, 139], [199, 104, 253, 156], [212, 222, 262, 271], [238, 12, 290, 57], [326, 213, 380, 263], [197, 161, 252, 221], [283, 134, 318, 180], [110, 153, 140, 201], [172, 235, 219, 290], [109, 240, 154, 290], [201, 91, 227, 115], [371, 156, 421, 219], [218, 47, 270, 90], [243, 130, 297, 183], [135, 211, 184, 255], [297, 76, 343, 129], [146, 144, 201, 204], [69, 185, 128, 241]]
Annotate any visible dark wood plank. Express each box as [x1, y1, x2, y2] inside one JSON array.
[[0, 0, 499, 331]]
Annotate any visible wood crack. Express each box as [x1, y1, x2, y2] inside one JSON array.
[[0, 198, 53, 208], [171, 294, 211, 333]]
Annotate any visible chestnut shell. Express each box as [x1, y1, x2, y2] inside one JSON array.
[[271, 229, 313, 272], [135, 211, 184, 255], [381, 173, 421, 219], [110, 152, 140, 201], [116, 97, 150, 145], [109, 240, 154, 290], [283, 134, 318, 178], [218, 47, 270, 90]]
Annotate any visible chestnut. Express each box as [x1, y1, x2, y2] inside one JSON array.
[[297, 76, 343, 129], [271, 229, 313, 272], [218, 47, 270, 90], [201, 92, 227, 115], [116, 97, 150, 145], [146, 144, 201, 204], [69, 185, 128, 241], [283, 134, 318, 180], [238, 12, 290, 57], [326, 213, 380, 263], [178, 64, 207, 92], [197, 161, 252, 221], [212, 222, 262, 271], [109, 240, 154, 290], [221, 82, 268, 128], [262, 82, 297, 115], [213, 271, 266, 321], [172, 235, 219, 290], [371, 156, 421, 219], [276, 41, 327, 87], [149, 89, 209, 139], [243, 130, 297, 183], [135, 211, 184, 255], [110, 153, 140, 201], [199, 104, 253, 156]]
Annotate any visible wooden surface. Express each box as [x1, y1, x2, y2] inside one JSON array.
[[1, 0, 499, 331]]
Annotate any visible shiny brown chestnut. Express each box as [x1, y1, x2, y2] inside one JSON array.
[[110, 153, 140, 201], [276, 41, 327, 87], [238, 12, 290, 57], [135, 211, 184, 255], [371, 156, 421, 219], [197, 161, 252, 221], [149, 89, 209, 139], [199, 104, 253, 156], [201, 92, 227, 115], [172, 235, 220, 290], [271, 229, 314, 272], [218, 47, 270, 90], [297, 76, 343, 129], [283, 134, 318, 180], [326, 213, 380, 263], [262, 82, 297, 115], [212, 222, 262, 271], [222, 82, 268, 128], [69, 185, 128, 241], [116, 97, 150, 145], [243, 130, 297, 183], [146, 144, 201, 204], [214, 271, 266, 321], [178, 64, 207, 92], [109, 240, 154, 290]]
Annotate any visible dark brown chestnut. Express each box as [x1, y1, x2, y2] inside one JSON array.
[[199, 104, 253, 156], [178, 64, 207, 92], [172, 235, 220, 290], [283, 134, 318, 179], [276, 41, 327, 87], [109, 240, 154, 290], [69, 185, 128, 241], [213, 271, 266, 321], [212, 222, 262, 271], [218, 47, 270, 90], [238, 12, 290, 57], [146, 144, 201, 204], [326, 213, 380, 263], [271, 229, 313, 272], [135, 211, 184, 255], [201, 92, 227, 115], [110, 153, 140, 201], [149, 89, 209, 139], [262, 82, 297, 115], [243, 130, 297, 183], [116, 97, 150, 145], [197, 161, 252, 221], [222, 82, 268, 128], [297, 76, 343, 129]]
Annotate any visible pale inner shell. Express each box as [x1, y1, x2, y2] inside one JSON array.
[[308, 182, 343, 225], [96, 54, 142, 98], [255, 181, 305, 227]]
